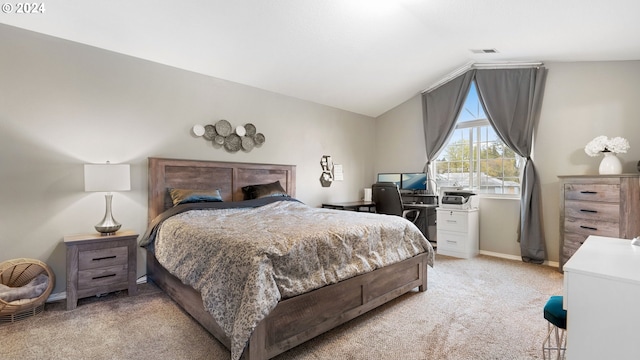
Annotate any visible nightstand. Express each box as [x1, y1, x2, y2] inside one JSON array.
[[64, 230, 138, 310]]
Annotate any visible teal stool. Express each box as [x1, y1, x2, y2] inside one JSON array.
[[543, 295, 567, 360]]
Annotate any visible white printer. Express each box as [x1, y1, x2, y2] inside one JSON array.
[[439, 187, 479, 210]]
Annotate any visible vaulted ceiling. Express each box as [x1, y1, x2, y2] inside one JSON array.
[[2, 0, 639, 117]]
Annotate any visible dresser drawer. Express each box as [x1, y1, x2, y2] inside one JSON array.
[[437, 231, 467, 252], [437, 211, 468, 232], [562, 232, 588, 261], [564, 200, 620, 221], [564, 184, 620, 202], [564, 218, 619, 237], [78, 246, 128, 270], [78, 264, 128, 290]]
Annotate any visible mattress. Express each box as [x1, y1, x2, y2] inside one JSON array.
[[140, 197, 433, 359]]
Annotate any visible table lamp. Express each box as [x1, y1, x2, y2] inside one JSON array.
[[84, 162, 131, 235]]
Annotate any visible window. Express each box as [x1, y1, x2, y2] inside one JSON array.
[[432, 82, 523, 195]]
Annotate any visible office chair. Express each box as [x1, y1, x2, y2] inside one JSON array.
[[372, 182, 420, 223]]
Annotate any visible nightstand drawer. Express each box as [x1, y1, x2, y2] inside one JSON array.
[[78, 264, 128, 289], [79, 246, 128, 270]]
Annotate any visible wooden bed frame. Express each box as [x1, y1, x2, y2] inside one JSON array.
[[145, 157, 429, 360]]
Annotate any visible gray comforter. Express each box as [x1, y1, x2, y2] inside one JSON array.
[[142, 198, 433, 360]]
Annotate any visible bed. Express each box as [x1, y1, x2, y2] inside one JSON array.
[[141, 157, 434, 360]]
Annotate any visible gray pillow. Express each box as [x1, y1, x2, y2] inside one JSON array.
[[169, 188, 223, 206], [242, 181, 289, 200]]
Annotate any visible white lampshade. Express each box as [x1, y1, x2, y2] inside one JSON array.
[[84, 162, 130, 235], [84, 163, 131, 192]]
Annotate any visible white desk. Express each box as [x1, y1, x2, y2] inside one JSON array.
[[563, 236, 640, 360]]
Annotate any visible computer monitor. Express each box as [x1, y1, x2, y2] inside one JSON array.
[[376, 173, 401, 188], [401, 173, 427, 191]]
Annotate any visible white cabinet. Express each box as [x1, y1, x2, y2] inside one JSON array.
[[563, 236, 640, 360], [436, 209, 479, 259]]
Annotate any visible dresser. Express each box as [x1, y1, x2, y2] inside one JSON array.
[[64, 230, 138, 310], [436, 208, 479, 258], [563, 236, 640, 359], [558, 174, 640, 271]]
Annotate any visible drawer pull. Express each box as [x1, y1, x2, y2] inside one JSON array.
[[580, 209, 598, 213], [580, 225, 598, 231], [92, 274, 117, 280], [446, 240, 457, 244], [446, 220, 457, 223], [580, 191, 598, 194], [92, 255, 117, 261]]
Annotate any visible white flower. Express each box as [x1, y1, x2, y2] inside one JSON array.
[[584, 136, 630, 157]]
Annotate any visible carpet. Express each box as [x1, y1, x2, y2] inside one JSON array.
[[0, 254, 563, 359]]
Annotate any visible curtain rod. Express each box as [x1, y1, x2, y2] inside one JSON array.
[[421, 61, 544, 94]]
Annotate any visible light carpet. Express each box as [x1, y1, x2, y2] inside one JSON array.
[[0, 254, 563, 360]]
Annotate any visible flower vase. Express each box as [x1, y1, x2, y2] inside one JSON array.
[[598, 152, 623, 175]]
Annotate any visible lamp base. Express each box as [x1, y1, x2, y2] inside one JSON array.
[[95, 193, 122, 236], [94, 224, 122, 236]]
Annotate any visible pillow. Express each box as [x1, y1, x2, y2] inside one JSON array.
[[169, 188, 223, 206], [242, 180, 289, 200]]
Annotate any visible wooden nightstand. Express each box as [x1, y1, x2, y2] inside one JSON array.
[[64, 230, 138, 310]]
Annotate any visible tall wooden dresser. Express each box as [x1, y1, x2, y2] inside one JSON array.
[[559, 174, 640, 271]]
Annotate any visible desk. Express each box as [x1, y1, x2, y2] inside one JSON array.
[[403, 203, 438, 210], [321, 201, 376, 212], [563, 236, 640, 359], [322, 201, 437, 243], [404, 203, 438, 243]]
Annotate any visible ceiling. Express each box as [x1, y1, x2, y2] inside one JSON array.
[[2, 0, 640, 117]]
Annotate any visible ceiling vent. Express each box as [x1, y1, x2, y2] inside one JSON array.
[[470, 48, 499, 54]]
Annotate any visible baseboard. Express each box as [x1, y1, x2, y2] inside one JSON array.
[[479, 250, 559, 268], [47, 275, 149, 303], [47, 291, 66, 302]]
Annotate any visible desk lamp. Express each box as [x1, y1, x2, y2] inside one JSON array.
[[84, 162, 131, 235]]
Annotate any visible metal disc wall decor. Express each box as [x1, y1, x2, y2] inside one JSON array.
[[215, 120, 232, 137], [203, 125, 216, 140], [214, 135, 225, 145], [192, 124, 205, 137], [224, 133, 242, 152], [245, 123, 256, 136], [193, 120, 266, 152], [241, 136, 255, 151]]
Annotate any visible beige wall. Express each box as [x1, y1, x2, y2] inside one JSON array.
[[376, 60, 640, 264], [4, 22, 640, 296], [0, 25, 376, 294]]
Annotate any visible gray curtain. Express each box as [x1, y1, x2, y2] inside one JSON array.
[[421, 71, 475, 193], [474, 67, 548, 263]]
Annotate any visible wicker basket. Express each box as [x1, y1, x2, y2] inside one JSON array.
[[0, 258, 55, 324]]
